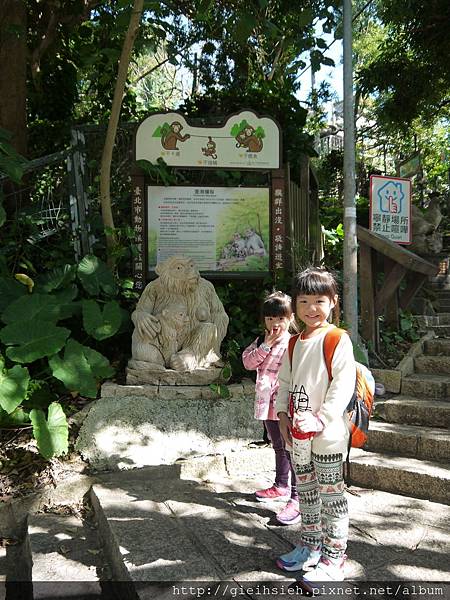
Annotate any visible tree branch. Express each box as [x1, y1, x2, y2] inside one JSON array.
[[267, 37, 285, 81], [100, 0, 144, 265]]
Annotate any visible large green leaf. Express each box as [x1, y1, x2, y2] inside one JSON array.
[[0, 277, 26, 314], [30, 403, 68, 459], [352, 340, 369, 367], [0, 406, 30, 426], [35, 265, 77, 293], [2, 293, 62, 324], [51, 285, 80, 320], [0, 321, 70, 363], [82, 345, 115, 380], [52, 284, 78, 304], [77, 255, 117, 296], [0, 365, 30, 413], [49, 339, 114, 398], [82, 299, 122, 340]]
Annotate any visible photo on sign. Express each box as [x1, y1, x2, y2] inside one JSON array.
[[147, 186, 270, 273], [215, 189, 269, 272]]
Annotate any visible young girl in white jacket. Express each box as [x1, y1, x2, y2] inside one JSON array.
[[276, 267, 356, 582]]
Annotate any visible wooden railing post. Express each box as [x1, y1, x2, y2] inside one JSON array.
[[356, 226, 438, 351], [359, 241, 377, 347], [383, 257, 400, 328]]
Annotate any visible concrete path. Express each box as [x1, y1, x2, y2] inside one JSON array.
[[90, 464, 450, 598], [2, 460, 450, 599]]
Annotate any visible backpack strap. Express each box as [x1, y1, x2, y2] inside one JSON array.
[[288, 333, 300, 367], [323, 327, 346, 380]]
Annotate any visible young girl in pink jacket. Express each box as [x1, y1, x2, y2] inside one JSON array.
[[242, 291, 299, 525]]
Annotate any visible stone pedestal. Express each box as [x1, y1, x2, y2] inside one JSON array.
[[126, 365, 222, 386], [75, 379, 260, 471]]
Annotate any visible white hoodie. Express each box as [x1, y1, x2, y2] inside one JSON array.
[[277, 325, 356, 455]]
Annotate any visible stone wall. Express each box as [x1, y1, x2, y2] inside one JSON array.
[[76, 380, 262, 471]]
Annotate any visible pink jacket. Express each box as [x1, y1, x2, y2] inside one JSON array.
[[242, 331, 290, 421]]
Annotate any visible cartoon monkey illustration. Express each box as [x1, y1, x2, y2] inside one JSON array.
[[201, 136, 217, 159], [161, 121, 191, 150], [235, 125, 263, 153]]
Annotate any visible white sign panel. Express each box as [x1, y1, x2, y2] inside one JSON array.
[[136, 111, 280, 170], [147, 186, 270, 273], [369, 175, 412, 244]]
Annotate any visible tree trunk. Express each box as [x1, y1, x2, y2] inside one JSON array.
[[0, 0, 27, 155], [99, 0, 144, 266]]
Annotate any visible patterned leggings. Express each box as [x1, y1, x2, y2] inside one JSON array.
[[292, 449, 348, 561]]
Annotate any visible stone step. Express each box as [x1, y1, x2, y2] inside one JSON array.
[[416, 313, 450, 328], [414, 355, 450, 374], [434, 302, 450, 313], [377, 396, 450, 428], [88, 464, 450, 583], [28, 513, 103, 596], [430, 282, 450, 291], [432, 289, 450, 297], [401, 373, 450, 399], [90, 465, 292, 593], [424, 338, 450, 355], [430, 325, 450, 336], [366, 421, 450, 462], [348, 449, 450, 504]]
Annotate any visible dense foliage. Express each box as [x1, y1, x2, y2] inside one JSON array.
[[0, 257, 134, 458], [356, 0, 450, 128]]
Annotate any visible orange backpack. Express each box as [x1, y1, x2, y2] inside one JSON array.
[[288, 328, 375, 448]]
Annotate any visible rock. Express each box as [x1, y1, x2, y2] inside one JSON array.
[[371, 368, 401, 393], [75, 380, 260, 471]]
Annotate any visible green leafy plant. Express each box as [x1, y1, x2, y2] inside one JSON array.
[[30, 402, 69, 460], [0, 254, 129, 459], [215, 279, 269, 383], [378, 310, 420, 366]]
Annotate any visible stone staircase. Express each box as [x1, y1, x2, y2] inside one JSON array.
[[349, 329, 450, 505]]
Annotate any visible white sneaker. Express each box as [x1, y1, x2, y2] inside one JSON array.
[[303, 555, 346, 582]]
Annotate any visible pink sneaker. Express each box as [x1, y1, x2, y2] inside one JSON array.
[[255, 485, 290, 502], [276, 499, 301, 525]]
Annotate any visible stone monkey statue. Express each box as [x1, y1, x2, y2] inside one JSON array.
[[130, 256, 229, 372], [131, 301, 190, 370]]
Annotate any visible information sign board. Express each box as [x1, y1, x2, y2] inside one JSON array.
[[146, 186, 270, 273]]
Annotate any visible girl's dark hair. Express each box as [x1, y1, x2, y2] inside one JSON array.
[[292, 267, 340, 325], [262, 291, 293, 318]]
